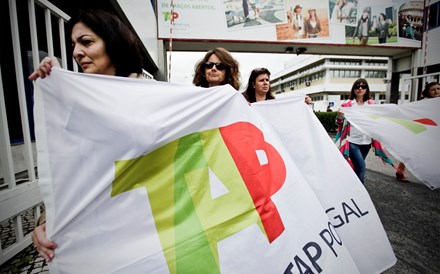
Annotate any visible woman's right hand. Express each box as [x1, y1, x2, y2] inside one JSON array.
[[31, 224, 58, 262], [28, 57, 61, 80]]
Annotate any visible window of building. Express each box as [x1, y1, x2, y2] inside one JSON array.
[[365, 60, 387, 66], [379, 94, 386, 100], [330, 59, 361, 66], [365, 70, 386, 78], [425, 2, 440, 30], [351, 70, 361, 78], [340, 95, 350, 100]]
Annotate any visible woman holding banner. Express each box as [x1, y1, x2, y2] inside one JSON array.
[[192, 47, 241, 90], [29, 9, 145, 262], [335, 79, 393, 184], [395, 81, 440, 182], [242, 67, 313, 104], [242, 67, 274, 103]]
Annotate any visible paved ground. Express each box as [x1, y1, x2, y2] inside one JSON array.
[[1, 152, 439, 273]]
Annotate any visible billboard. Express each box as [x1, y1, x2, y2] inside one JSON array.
[[157, 0, 423, 48]]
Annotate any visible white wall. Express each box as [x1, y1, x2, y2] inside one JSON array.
[[117, 0, 161, 67]]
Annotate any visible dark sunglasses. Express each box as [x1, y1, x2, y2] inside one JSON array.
[[354, 84, 368, 89], [204, 62, 226, 70]]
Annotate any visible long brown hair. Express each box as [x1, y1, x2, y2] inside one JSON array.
[[349, 78, 371, 102], [192, 48, 240, 90]]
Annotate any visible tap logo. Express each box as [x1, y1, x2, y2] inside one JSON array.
[[370, 115, 438, 134], [163, 11, 179, 22], [112, 122, 286, 273]]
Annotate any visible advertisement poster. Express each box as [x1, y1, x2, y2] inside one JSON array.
[[157, 0, 423, 48]]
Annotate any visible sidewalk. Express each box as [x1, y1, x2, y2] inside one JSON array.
[[363, 157, 440, 273]]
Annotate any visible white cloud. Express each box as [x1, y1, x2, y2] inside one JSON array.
[[167, 51, 297, 91]]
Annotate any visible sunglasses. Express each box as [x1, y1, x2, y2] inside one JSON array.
[[204, 62, 226, 70], [354, 84, 368, 89]]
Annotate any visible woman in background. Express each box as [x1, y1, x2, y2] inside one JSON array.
[[335, 78, 393, 184], [242, 67, 313, 104], [396, 81, 440, 181], [242, 67, 274, 102], [421, 81, 440, 99], [192, 47, 240, 90]]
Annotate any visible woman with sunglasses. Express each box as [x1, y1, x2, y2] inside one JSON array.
[[28, 9, 145, 262], [192, 47, 240, 90], [335, 78, 392, 184]]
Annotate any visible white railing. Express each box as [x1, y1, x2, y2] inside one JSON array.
[[0, 0, 70, 265]]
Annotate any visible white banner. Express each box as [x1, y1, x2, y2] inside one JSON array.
[[252, 95, 396, 273], [34, 68, 395, 273], [342, 98, 440, 189]]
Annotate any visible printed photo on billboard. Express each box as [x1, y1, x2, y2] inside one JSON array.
[[345, 5, 395, 45], [276, 0, 330, 40], [397, 0, 423, 41], [329, 0, 358, 26], [223, 0, 287, 29], [156, 0, 422, 48]]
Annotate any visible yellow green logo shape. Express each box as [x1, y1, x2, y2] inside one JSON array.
[[111, 122, 286, 273], [370, 116, 437, 134]]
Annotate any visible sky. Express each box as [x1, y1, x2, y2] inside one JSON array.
[[167, 51, 300, 90]]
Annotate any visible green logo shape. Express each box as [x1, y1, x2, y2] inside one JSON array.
[[111, 128, 264, 274], [370, 115, 428, 134]]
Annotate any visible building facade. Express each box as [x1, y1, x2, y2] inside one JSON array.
[[270, 55, 410, 112]]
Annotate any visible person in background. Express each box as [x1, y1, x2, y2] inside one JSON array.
[[421, 81, 440, 99], [335, 78, 393, 184], [376, 13, 390, 44], [192, 47, 240, 90], [242, 67, 313, 104], [304, 8, 322, 38], [242, 67, 274, 102], [396, 81, 440, 182], [28, 9, 146, 262], [406, 22, 415, 39], [338, 0, 353, 24], [331, 0, 343, 23], [291, 4, 305, 39], [242, 0, 250, 21], [251, 0, 261, 20], [353, 7, 372, 45]]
